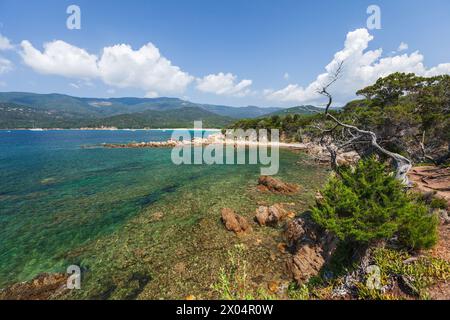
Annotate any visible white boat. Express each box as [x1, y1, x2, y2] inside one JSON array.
[[29, 128, 44, 131]]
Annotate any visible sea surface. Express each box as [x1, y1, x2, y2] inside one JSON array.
[[0, 130, 327, 295]]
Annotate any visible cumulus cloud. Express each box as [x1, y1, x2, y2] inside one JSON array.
[[19, 38, 255, 98], [20, 40, 98, 79], [0, 33, 13, 51], [196, 72, 252, 97], [20, 40, 193, 96], [98, 43, 193, 96], [266, 28, 450, 105], [398, 42, 409, 52], [0, 56, 12, 74], [0, 33, 14, 74]]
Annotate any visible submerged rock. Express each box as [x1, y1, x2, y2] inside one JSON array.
[[0, 273, 68, 300], [257, 176, 300, 194], [221, 208, 252, 233], [255, 204, 291, 226]]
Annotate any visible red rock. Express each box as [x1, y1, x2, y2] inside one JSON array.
[[221, 208, 252, 233], [255, 204, 290, 226], [284, 215, 338, 284], [0, 273, 68, 300], [257, 176, 300, 194]]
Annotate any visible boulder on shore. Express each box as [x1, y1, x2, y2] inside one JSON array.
[[0, 273, 68, 300], [255, 204, 290, 226], [284, 214, 337, 284], [221, 208, 252, 233], [257, 176, 300, 194]]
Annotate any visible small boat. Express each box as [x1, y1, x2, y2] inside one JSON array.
[[29, 128, 44, 131]]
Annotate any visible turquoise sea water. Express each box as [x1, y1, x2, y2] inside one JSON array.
[[0, 129, 223, 286], [0, 130, 328, 293]]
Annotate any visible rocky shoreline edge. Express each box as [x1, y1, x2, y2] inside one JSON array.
[[102, 133, 361, 167]]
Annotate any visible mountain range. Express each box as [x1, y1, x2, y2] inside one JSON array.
[[0, 92, 323, 129]]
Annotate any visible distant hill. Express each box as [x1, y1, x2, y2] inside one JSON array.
[[0, 103, 233, 129], [84, 107, 233, 129], [0, 91, 314, 129], [0, 103, 84, 128], [0, 92, 280, 119]]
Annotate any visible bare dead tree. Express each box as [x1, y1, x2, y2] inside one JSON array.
[[314, 61, 413, 185]]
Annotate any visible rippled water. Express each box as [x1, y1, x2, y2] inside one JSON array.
[[0, 130, 216, 286], [0, 130, 328, 293]]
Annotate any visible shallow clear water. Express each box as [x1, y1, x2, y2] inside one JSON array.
[[0, 130, 328, 293], [0, 129, 218, 286]]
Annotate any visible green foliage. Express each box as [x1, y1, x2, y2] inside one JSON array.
[[311, 157, 438, 249], [228, 112, 332, 142], [287, 282, 310, 300], [430, 197, 449, 210], [397, 204, 439, 250], [371, 247, 450, 298]]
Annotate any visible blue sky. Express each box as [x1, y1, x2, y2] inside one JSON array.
[[0, 0, 450, 107]]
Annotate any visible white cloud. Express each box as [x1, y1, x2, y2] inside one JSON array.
[[0, 33, 13, 50], [0, 56, 12, 74], [20, 40, 193, 96], [398, 42, 409, 52], [266, 28, 450, 105], [19, 38, 255, 99], [284, 72, 290, 80], [20, 40, 98, 79], [98, 43, 193, 96], [0, 34, 13, 74], [196, 72, 252, 97]]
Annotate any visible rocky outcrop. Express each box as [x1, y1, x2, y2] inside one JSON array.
[[255, 204, 292, 226], [301, 143, 360, 166], [221, 208, 252, 233], [409, 166, 450, 210], [336, 151, 360, 167], [284, 214, 338, 284], [0, 273, 68, 300], [257, 176, 300, 194], [103, 140, 182, 148], [438, 209, 450, 225]]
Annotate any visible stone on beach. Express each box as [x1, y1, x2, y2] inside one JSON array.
[[221, 208, 252, 233], [255, 203, 290, 226]]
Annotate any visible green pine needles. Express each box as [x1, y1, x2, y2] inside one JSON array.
[[312, 157, 438, 250]]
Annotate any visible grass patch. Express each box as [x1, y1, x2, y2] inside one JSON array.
[[366, 247, 450, 299], [212, 244, 276, 300]]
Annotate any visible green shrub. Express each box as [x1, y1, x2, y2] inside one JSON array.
[[311, 157, 438, 250]]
